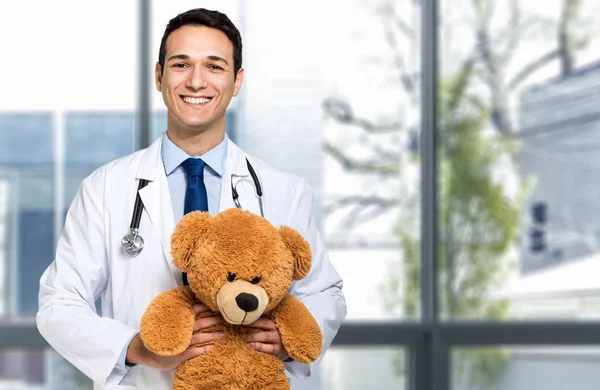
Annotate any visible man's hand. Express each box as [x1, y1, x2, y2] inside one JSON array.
[[127, 303, 224, 370], [243, 317, 290, 361]]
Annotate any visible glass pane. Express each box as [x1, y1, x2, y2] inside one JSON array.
[[453, 346, 600, 390], [64, 113, 136, 202], [439, 0, 600, 319], [316, 347, 406, 390], [0, 348, 91, 389], [0, 115, 53, 316], [319, 1, 422, 321], [0, 4, 139, 378], [0, 2, 137, 318]]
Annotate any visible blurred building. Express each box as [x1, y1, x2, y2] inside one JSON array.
[[518, 59, 600, 274], [490, 60, 600, 390]]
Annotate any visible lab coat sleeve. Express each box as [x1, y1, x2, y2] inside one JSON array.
[[37, 172, 139, 389], [284, 177, 347, 379]]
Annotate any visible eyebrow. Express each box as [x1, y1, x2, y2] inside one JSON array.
[[207, 55, 229, 66], [167, 54, 229, 66]]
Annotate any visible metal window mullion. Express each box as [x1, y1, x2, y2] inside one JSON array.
[[409, 334, 432, 390], [440, 322, 600, 345], [420, 0, 442, 388], [333, 323, 425, 345], [420, 0, 439, 327], [0, 322, 47, 348], [138, 0, 152, 150], [408, 333, 449, 390], [432, 333, 450, 390]]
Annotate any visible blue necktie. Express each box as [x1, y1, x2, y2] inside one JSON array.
[[181, 158, 209, 214], [180, 157, 208, 286]]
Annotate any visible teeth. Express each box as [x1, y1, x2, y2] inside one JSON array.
[[183, 97, 211, 104]]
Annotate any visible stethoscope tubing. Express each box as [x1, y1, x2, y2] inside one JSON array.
[[130, 179, 149, 229], [122, 159, 263, 257]]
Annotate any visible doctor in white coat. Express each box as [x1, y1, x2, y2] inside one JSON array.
[[36, 8, 346, 390]]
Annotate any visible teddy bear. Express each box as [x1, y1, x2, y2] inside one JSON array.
[[139, 208, 323, 390]]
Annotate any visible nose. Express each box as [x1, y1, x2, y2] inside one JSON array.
[[186, 66, 207, 90], [235, 293, 259, 312]]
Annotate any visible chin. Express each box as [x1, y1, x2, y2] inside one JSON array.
[[173, 120, 211, 133]]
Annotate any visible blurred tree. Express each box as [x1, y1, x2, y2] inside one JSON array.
[[323, 0, 597, 388]]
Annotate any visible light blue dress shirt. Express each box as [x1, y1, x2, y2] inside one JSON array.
[[116, 132, 229, 374], [161, 131, 228, 219]]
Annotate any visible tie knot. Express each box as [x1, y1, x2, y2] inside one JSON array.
[[181, 158, 205, 178]]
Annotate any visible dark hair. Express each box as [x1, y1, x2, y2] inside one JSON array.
[[158, 8, 243, 78]]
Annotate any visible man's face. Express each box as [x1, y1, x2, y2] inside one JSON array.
[[156, 25, 243, 135]]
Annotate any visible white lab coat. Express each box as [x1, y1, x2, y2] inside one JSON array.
[[37, 136, 346, 390]]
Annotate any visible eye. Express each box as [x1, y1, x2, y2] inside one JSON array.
[[250, 275, 261, 284], [227, 272, 236, 282], [208, 64, 223, 70]]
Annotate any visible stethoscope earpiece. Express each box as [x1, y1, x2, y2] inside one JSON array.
[[230, 158, 265, 218]]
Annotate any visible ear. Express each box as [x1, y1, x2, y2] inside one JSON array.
[[171, 211, 213, 272], [279, 226, 312, 280], [155, 62, 163, 92], [232, 68, 244, 96]]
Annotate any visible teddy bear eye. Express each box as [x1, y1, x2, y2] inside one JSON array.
[[227, 272, 236, 282], [250, 275, 262, 284]]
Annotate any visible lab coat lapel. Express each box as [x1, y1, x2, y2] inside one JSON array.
[[135, 137, 179, 284], [219, 140, 263, 217]]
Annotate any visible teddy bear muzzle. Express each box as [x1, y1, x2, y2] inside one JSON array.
[[216, 279, 270, 325]]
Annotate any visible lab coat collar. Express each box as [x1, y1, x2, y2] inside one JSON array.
[[134, 136, 180, 284], [135, 136, 162, 182]]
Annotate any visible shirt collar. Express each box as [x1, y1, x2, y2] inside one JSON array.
[[161, 132, 228, 177]]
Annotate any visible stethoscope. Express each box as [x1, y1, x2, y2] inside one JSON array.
[[121, 158, 263, 257], [121, 179, 149, 256]]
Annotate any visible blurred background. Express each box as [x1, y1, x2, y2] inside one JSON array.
[[2, 0, 600, 389]]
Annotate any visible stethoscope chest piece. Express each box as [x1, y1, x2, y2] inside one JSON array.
[[122, 228, 144, 256], [122, 178, 149, 257]]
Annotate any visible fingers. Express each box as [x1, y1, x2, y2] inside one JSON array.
[[244, 331, 280, 344], [249, 342, 280, 356], [243, 317, 276, 330], [249, 342, 290, 361], [181, 344, 214, 361], [191, 303, 211, 315], [190, 331, 225, 346], [193, 315, 224, 331]]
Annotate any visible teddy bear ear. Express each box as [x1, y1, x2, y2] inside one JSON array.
[[279, 226, 312, 280], [171, 211, 213, 272]]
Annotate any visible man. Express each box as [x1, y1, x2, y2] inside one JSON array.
[[36, 7, 346, 390]]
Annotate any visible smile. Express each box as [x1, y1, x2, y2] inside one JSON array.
[[181, 96, 213, 105]]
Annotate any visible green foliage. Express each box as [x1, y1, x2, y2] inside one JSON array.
[[382, 68, 524, 388], [453, 348, 512, 389]]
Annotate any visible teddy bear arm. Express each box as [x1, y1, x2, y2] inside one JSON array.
[[271, 294, 323, 364], [140, 286, 198, 356]]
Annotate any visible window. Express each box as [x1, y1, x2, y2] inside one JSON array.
[[0, 1, 137, 387], [4, 1, 600, 389]]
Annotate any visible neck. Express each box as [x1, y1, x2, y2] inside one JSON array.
[[166, 127, 225, 156]]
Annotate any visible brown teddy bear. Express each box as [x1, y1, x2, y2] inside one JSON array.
[[139, 208, 322, 389]]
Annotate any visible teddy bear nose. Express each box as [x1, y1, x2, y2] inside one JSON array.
[[235, 293, 259, 312]]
